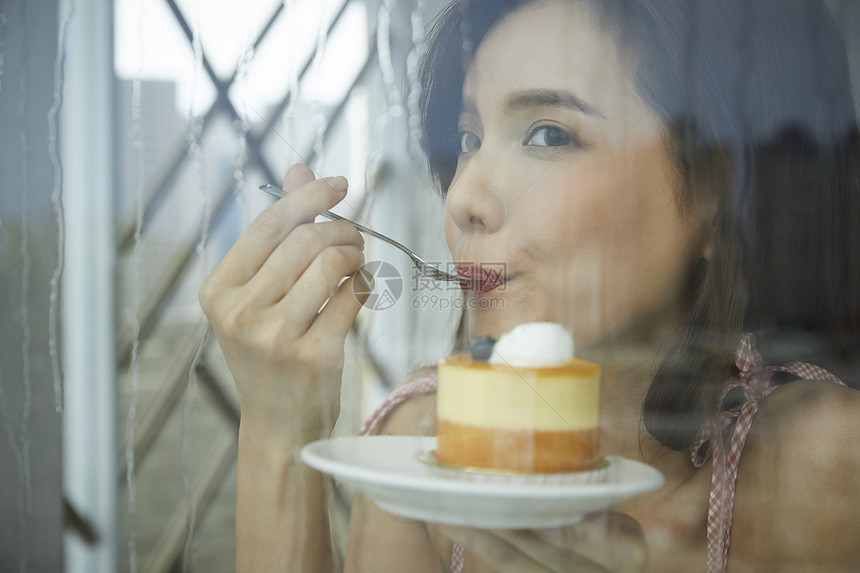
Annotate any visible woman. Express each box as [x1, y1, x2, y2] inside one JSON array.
[[199, 0, 860, 570]]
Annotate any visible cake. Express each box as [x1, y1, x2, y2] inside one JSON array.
[[436, 323, 600, 473]]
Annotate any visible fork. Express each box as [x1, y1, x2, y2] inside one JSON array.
[[259, 184, 461, 282]]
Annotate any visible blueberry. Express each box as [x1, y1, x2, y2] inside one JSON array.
[[470, 336, 497, 361]]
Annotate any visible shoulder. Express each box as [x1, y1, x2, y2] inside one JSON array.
[[730, 380, 860, 570], [363, 364, 439, 437], [753, 379, 860, 465], [377, 391, 438, 437], [754, 380, 860, 500]]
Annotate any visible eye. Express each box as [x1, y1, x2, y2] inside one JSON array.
[[524, 124, 576, 148], [458, 130, 482, 155]]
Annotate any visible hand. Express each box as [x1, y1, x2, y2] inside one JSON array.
[[437, 512, 648, 573], [199, 164, 368, 444]]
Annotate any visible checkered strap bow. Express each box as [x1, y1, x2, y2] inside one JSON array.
[[689, 333, 845, 573]]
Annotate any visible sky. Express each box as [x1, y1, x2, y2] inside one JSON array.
[[114, 0, 369, 116]]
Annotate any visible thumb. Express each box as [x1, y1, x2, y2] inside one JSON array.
[[282, 163, 316, 193]]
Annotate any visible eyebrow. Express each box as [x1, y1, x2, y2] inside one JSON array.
[[503, 89, 603, 117]]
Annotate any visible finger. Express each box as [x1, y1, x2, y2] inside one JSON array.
[[555, 512, 646, 549], [278, 244, 365, 332], [575, 513, 649, 572], [534, 513, 648, 573], [245, 220, 364, 305], [282, 163, 323, 227], [582, 511, 645, 539], [214, 175, 350, 285], [309, 271, 371, 341], [491, 529, 609, 573], [436, 525, 551, 573]]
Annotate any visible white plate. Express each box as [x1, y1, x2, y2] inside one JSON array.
[[301, 436, 664, 529]]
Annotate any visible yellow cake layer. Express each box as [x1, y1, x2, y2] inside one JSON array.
[[437, 355, 601, 431]]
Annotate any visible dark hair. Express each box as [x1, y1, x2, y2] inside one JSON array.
[[418, 0, 860, 452]]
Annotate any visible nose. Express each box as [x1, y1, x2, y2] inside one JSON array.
[[445, 153, 506, 234]]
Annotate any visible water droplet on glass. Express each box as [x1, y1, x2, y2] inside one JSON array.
[[48, 0, 74, 416], [16, 3, 33, 567]]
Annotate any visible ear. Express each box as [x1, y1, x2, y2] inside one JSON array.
[[702, 239, 713, 262], [685, 144, 731, 264], [688, 201, 716, 263]]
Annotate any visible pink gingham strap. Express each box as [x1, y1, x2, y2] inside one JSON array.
[[358, 362, 438, 436], [358, 363, 467, 573], [690, 333, 846, 573]]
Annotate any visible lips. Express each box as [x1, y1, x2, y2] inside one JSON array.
[[456, 263, 509, 295]]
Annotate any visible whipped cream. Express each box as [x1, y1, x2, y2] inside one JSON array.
[[489, 322, 574, 367]]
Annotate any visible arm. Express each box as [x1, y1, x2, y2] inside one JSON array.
[[731, 380, 860, 571], [236, 420, 333, 571], [199, 164, 367, 572], [344, 394, 447, 573]]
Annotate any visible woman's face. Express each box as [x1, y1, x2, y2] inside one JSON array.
[[445, 0, 706, 347]]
